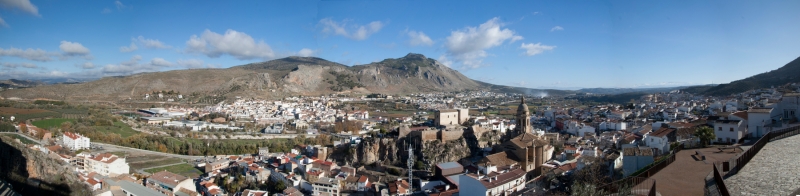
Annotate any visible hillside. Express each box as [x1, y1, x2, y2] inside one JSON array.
[[0, 53, 566, 101], [692, 56, 800, 96]]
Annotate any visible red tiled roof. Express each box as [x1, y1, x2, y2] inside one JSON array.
[[86, 178, 99, 185], [650, 127, 675, 138], [46, 145, 61, 152], [358, 175, 368, 183], [63, 132, 81, 140], [732, 111, 748, 120], [91, 153, 119, 164]]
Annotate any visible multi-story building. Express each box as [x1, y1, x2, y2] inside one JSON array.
[[63, 132, 90, 150], [714, 119, 746, 144], [458, 167, 527, 196], [205, 160, 230, 173], [312, 177, 340, 196], [82, 153, 130, 177], [148, 171, 196, 195]]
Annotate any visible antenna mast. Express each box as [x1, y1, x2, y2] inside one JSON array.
[[407, 141, 414, 191]]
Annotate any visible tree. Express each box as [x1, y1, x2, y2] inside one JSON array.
[[694, 126, 715, 147]]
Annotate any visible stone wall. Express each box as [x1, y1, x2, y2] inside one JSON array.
[[439, 130, 464, 142], [421, 130, 438, 142]]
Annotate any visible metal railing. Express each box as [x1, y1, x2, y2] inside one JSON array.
[[704, 125, 800, 195], [597, 177, 656, 196], [597, 144, 684, 195]]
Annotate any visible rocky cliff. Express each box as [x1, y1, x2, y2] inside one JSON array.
[[0, 136, 92, 196], [419, 137, 471, 165], [352, 137, 401, 166], [348, 136, 472, 168]]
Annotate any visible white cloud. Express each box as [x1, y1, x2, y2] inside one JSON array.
[[406, 30, 433, 46], [0, 17, 7, 27], [0, 47, 55, 61], [0, 0, 39, 16], [550, 26, 564, 32], [185, 29, 275, 60], [150, 57, 172, 67], [520, 42, 556, 56], [101, 55, 167, 75], [59, 41, 91, 56], [437, 55, 453, 67], [19, 62, 35, 68], [120, 36, 169, 52], [101, 8, 112, 14], [115, 0, 125, 9], [79, 62, 95, 69], [443, 17, 523, 69], [297, 48, 316, 57], [1, 62, 36, 68], [134, 36, 170, 49], [318, 18, 384, 40], [0, 69, 100, 80], [119, 42, 137, 52], [177, 59, 207, 69]]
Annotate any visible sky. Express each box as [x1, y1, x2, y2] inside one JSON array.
[[1, 0, 800, 89]]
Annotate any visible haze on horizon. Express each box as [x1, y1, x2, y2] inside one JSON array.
[[1, 0, 800, 89]]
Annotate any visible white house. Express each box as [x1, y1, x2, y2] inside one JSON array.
[[458, 166, 527, 196], [357, 175, 369, 191], [312, 177, 340, 196], [491, 121, 508, 132], [599, 121, 627, 131], [779, 93, 800, 120], [645, 128, 674, 155], [565, 121, 596, 137], [747, 108, 773, 138], [63, 132, 90, 151], [714, 119, 746, 144], [607, 110, 630, 120], [82, 153, 130, 177]]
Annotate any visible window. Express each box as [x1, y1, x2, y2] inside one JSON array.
[[718, 127, 722, 131], [717, 138, 722, 142], [730, 128, 734, 132]]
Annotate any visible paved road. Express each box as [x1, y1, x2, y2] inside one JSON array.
[[92, 142, 205, 160], [0, 132, 44, 145]]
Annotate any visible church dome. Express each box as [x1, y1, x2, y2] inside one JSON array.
[[517, 96, 529, 116]]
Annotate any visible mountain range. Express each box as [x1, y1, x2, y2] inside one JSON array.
[[0, 53, 568, 101], [682, 56, 800, 96], [2, 53, 798, 102]]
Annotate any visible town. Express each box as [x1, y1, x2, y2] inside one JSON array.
[[2, 83, 800, 196], [1, 1, 798, 195]]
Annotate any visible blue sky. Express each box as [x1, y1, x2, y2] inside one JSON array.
[[1, 0, 800, 89]]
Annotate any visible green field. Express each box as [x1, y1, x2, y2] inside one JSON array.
[[93, 122, 140, 138], [130, 158, 185, 170], [144, 163, 203, 178], [32, 118, 75, 129]]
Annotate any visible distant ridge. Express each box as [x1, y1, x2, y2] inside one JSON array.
[[686, 55, 800, 96], [0, 53, 570, 101]]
